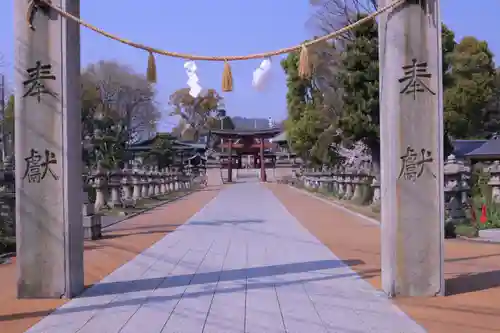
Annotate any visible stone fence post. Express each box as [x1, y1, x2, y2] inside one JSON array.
[[140, 166, 149, 198], [147, 167, 155, 197], [93, 165, 108, 212], [82, 184, 101, 240], [108, 169, 123, 208], [160, 168, 167, 194], [121, 165, 134, 207], [371, 177, 381, 208], [132, 164, 142, 202]]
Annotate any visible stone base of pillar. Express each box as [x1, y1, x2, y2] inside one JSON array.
[[83, 215, 102, 240]]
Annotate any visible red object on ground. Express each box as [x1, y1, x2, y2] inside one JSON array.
[[480, 204, 488, 224]]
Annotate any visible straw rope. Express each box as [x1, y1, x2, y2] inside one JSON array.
[[33, 0, 405, 62]]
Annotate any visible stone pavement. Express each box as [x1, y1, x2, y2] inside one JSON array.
[[268, 184, 500, 333], [27, 182, 424, 333], [0, 187, 221, 333]]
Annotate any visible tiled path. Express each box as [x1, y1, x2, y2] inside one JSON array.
[[27, 182, 424, 333]]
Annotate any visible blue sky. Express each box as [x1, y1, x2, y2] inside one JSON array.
[[1, 0, 499, 131]]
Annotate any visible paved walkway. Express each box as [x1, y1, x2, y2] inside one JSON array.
[[268, 184, 500, 333], [27, 182, 424, 333]]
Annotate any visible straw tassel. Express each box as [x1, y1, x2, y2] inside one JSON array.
[[146, 51, 157, 83], [298, 44, 312, 79], [222, 61, 233, 92]]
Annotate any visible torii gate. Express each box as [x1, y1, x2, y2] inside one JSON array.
[[13, 0, 444, 299]]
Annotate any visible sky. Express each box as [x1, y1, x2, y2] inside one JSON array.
[[1, 0, 499, 132]]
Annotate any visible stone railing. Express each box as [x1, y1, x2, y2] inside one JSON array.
[[296, 155, 474, 225], [85, 165, 193, 212], [0, 165, 202, 248], [300, 168, 379, 208], [82, 165, 199, 239]]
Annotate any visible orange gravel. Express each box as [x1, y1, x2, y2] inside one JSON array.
[[0, 186, 220, 333], [268, 183, 500, 333]]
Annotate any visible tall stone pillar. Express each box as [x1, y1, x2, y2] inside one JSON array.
[[14, 0, 84, 298], [378, 0, 445, 297]]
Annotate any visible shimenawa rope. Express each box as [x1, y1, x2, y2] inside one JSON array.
[[29, 0, 405, 87]]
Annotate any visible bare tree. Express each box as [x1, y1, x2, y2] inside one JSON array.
[[169, 88, 223, 142], [309, 0, 378, 115], [82, 60, 161, 144], [309, 0, 376, 37]]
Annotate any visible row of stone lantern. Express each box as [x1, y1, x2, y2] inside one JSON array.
[[298, 155, 472, 224], [301, 168, 379, 207], [85, 165, 191, 212], [82, 165, 194, 240]]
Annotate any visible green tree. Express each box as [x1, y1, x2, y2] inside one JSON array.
[[444, 36, 496, 139], [336, 18, 459, 171], [282, 52, 315, 162], [482, 68, 500, 136], [281, 52, 339, 166], [140, 133, 175, 169], [336, 14, 380, 170], [442, 24, 457, 89]]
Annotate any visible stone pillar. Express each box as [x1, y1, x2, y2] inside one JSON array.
[[147, 167, 155, 197], [108, 169, 122, 208], [343, 171, 353, 200], [93, 165, 108, 212], [260, 138, 266, 182], [371, 177, 381, 208], [379, 0, 444, 297], [82, 189, 101, 241], [351, 172, 363, 203], [140, 167, 149, 198], [14, 0, 83, 298], [227, 139, 233, 182], [160, 168, 167, 194], [167, 172, 174, 192], [132, 164, 142, 202], [121, 165, 134, 207]]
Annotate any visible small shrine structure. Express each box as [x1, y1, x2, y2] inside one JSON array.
[[210, 128, 282, 182]]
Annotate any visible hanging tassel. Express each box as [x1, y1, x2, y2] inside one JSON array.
[[298, 44, 312, 79], [222, 60, 233, 92], [146, 51, 157, 83]]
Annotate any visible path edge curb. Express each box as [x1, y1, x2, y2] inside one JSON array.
[[286, 185, 380, 226], [102, 186, 207, 230]]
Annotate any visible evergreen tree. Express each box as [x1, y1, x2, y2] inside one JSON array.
[[281, 52, 338, 166], [336, 15, 380, 170], [444, 36, 497, 138]]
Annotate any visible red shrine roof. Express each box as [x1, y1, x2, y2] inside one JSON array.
[[210, 127, 282, 139]]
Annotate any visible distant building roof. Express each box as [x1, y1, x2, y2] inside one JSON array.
[[173, 142, 207, 150], [129, 133, 207, 152], [210, 127, 282, 139], [465, 136, 500, 159], [270, 132, 287, 143], [452, 139, 487, 158]]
